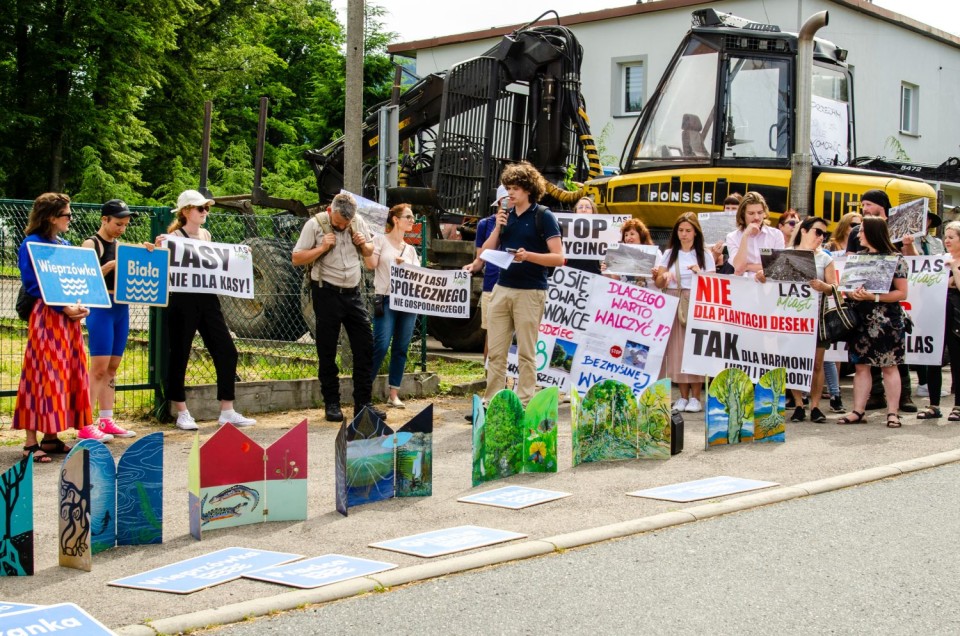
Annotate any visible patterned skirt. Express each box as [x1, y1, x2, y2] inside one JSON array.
[[13, 302, 93, 434]]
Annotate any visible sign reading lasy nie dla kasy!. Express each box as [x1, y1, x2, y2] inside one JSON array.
[[163, 235, 255, 299], [26, 243, 111, 307], [114, 244, 170, 307]]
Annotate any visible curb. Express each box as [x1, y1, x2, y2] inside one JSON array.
[[115, 447, 960, 635]]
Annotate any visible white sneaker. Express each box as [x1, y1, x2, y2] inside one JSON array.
[[916, 384, 929, 397], [685, 397, 703, 412], [219, 411, 256, 427], [673, 397, 689, 411], [176, 411, 198, 431]]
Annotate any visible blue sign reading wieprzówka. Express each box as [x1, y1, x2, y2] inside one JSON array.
[[26, 243, 111, 308]]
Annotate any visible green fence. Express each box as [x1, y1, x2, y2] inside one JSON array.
[[0, 200, 427, 425]]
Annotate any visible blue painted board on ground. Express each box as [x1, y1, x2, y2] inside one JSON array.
[[628, 476, 780, 503], [458, 485, 572, 509], [27, 243, 111, 307], [114, 244, 170, 306], [0, 603, 112, 634], [244, 554, 397, 589], [0, 602, 37, 617], [370, 525, 527, 558], [108, 547, 303, 594]]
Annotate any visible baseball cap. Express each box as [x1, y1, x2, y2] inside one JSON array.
[[490, 184, 508, 207], [174, 190, 215, 214], [102, 199, 135, 218]]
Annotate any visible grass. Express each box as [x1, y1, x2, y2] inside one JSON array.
[[430, 358, 485, 393]]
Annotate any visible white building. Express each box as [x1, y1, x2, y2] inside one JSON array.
[[389, 0, 960, 208]]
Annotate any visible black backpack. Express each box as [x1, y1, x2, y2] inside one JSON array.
[[501, 203, 557, 278]]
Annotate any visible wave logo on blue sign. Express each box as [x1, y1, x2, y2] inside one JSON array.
[[115, 244, 170, 307]]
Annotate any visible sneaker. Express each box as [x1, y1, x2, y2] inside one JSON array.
[[916, 384, 929, 397], [78, 424, 113, 442], [673, 397, 689, 411], [325, 404, 344, 422], [176, 411, 199, 431], [791, 406, 806, 422], [219, 411, 256, 427], [387, 396, 406, 409], [810, 407, 827, 423], [829, 396, 845, 413], [98, 417, 136, 438], [684, 397, 702, 413]]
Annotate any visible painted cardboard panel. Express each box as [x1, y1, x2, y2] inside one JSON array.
[[470, 395, 486, 485], [264, 420, 308, 522], [754, 368, 787, 443], [200, 423, 265, 487], [58, 449, 91, 571], [0, 457, 34, 576], [188, 435, 201, 541], [66, 440, 116, 554], [344, 407, 395, 509], [335, 424, 348, 516], [706, 368, 756, 447], [199, 482, 263, 532], [116, 432, 164, 545], [522, 387, 559, 473], [570, 388, 583, 462], [472, 389, 524, 485], [572, 380, 641, 465], [396, 404, 433, 498], [636, 378, 672, 459]]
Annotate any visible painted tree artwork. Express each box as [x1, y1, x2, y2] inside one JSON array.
[[0, 457, 33, 576], [336, 405, 434, 516], [471, 388, 559, 487], [59, 449, 91, 572], [754, 368, 787, 443], [65, 440, 117, 556], [571, 379, 671, 465], [189, 420, 308, 539], [706, 368, 755, 447]]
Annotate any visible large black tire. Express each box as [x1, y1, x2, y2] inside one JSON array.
[[221, 238, 308, 341], [428, 308, 485, 352]]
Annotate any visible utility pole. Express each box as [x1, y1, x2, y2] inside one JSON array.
[[344, 0, 364, 193]]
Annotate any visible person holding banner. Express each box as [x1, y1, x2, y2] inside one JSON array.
[[565, 197, 602, 276], [652, 212, 715, 412], [81, 199, 140, 439], [839, 216, 909, 428], [15, 193, 99, 462], [602, 218, 658, 288], [725, 191, 784, 278], [366, 204, 420, 408], [481, 162, 564, 405], [159, 190, 256, 430], [825, 211, 862, 257]]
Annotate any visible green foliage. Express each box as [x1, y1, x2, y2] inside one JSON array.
[[575, 380, 640, 464], [637, 379, 671, 458], [709, 368, 754, 444], [884, 136, 911, 162], [479, 390, 524, 480]]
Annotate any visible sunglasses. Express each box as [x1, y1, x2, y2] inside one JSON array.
[[812, 228, 827, 238], [58, 213, 73, 219], [784, 219, 798, 227], [194, 205, 210, 212]]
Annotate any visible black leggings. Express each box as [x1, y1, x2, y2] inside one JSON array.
[[165, 292, 238, 403], [926, 298, 960, 409]]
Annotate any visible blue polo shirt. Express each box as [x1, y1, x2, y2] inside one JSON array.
[[475, 216, 500, 292], [496, 204, 561, 291]]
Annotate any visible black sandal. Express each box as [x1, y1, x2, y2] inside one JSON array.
[[22, 444, 52, 463], [886, 413, 902, 428], [837, 410, 865, 425], [917, 406, 942, 420], [39, 437, 72, 454], [949, 407, 960, 422]]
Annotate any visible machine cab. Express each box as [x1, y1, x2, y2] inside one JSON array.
[[623, 9, 854, 172]]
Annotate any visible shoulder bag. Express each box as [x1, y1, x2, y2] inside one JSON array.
[[819, 285, 861, 344]]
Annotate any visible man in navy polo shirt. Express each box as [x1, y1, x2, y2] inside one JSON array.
[[480, 162, 564, 404]]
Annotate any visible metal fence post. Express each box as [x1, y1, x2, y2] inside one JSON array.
[[150, 206, 173, 419], [418, 214, 427, 372]]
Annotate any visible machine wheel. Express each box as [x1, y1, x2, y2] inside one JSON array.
[[428, 308, 486, 352], [221, 238, 308, 341]]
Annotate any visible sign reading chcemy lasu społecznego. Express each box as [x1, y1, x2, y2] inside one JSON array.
[[553, 212, 632, 261], [27, 243, 111, 308], [389, 263, 470, 318], [681, 273, 818, 391], [164, 236, 254, 299], [114, 244, 169, 306]]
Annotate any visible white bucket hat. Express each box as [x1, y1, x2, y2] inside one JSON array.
[[174, 190, 215, 214]]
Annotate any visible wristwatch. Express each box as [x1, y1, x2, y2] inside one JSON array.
[[875, 293, 881, 303]]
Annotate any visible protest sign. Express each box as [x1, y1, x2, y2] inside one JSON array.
[[243, 554, 396, 589], [0, 604, 113, 636], [629, 476, 779, 502], [838, 254, 899, 293], [26, 243, 111, 308], [370, 525, 527, 558], [165, 236, 254, 298], [887, 198, 926, 244], [346, 189, 389, 234], [553, 212, 632, 261], [697, 211, 737, 246], [389, 264, 470, 318], [681, 273, 818, 391], [114, 244, 169, 306], [603, 243, 659, 278], [458, 485, 571, 509], [903, 255, 947, 364], [760, 249, 816, 282], [810, 94, 849, 165]]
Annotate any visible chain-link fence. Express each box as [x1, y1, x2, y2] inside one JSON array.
[[0, 200, 427, 424]]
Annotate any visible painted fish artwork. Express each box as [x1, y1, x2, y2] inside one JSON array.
[[706, 368, 757, 448], [0, 457, 33, 576], [65, 440, 116, 555], [336, 406, 433, 515], [571, 379, 669, 465], [59, 449, 91, 572], [471, 388, 559, 486], [754, 368, 787, 443]]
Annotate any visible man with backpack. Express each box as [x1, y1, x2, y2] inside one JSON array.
[[292, 192, 386, 422], [481, 162, 564, 405]]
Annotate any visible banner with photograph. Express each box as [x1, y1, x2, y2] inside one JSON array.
[[345, 190, 389, 235], [681, 273, 818, 391], [603, 243, 660, 278], [887, 198, 927, 245], [553, 213, 631, 261], [389, 264, 470, 318], [698, 211, 737, 246], [165, 236, 254, 298]]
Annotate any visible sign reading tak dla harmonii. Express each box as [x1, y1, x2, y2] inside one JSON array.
[[164, 235, 254, 299]]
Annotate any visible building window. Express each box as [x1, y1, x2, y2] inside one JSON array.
[[611, 56, 647, 117], [900, 82, 919, 135]]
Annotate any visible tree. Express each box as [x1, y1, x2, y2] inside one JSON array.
[[709, 368, 754, 444], [755, 367, 786, 439]]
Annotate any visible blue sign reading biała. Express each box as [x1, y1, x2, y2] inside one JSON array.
[[108, 547, 303, 594], [244, 554, 397, 589], [628, 476, 779, 503], [27, 243, 111, 308], [114, 244, 169, 306], [0, 603, 112, 635], [458, 486, 572, 510], [370, 525, 527, 558]]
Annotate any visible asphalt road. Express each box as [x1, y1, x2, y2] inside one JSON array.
[[207, 462, 960, 636]]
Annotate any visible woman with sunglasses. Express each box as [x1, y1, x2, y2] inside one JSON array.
[[777, 209, 801, 245], [14, 193, 97, 463], [365, 204, 420, 408], [158, 190, 255, 430]]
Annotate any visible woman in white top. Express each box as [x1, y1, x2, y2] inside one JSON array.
[[725, 191, 784, 277], [365, 204, 420, 408], [653, 212, 716, 412]]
